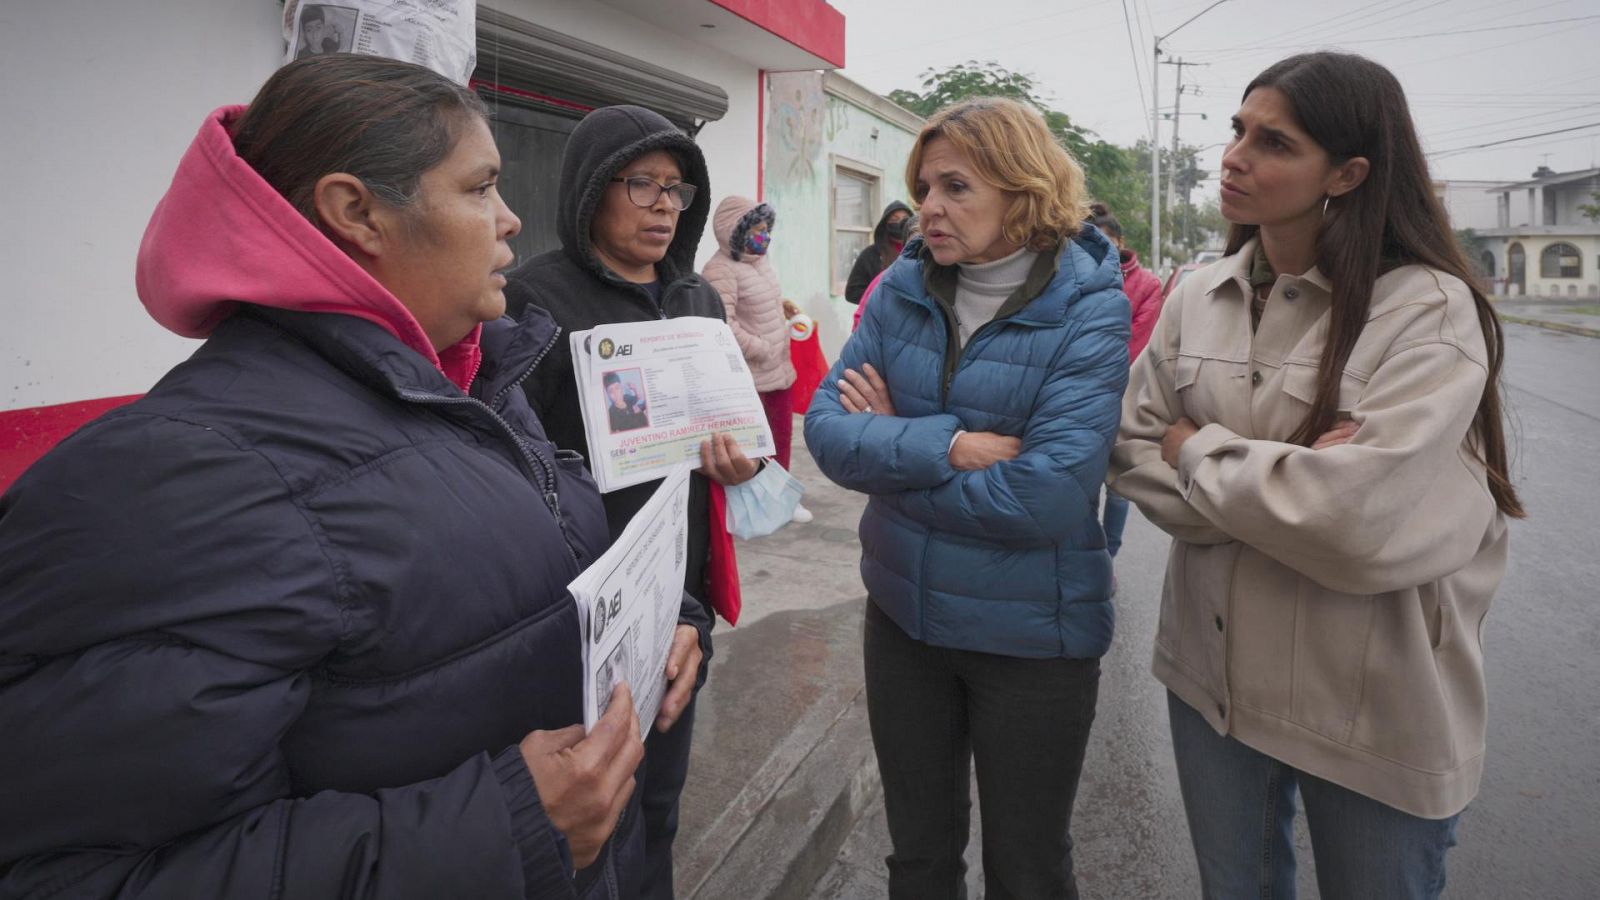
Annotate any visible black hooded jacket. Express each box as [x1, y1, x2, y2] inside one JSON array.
[[504, 106, 726, 611], [844, 200, 913, 304]]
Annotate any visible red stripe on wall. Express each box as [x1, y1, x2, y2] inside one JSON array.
[[0, 395, 143, 493], [469, 80, 597, 114], [756, 69, 766, 201], [707, 0, 846, 68]]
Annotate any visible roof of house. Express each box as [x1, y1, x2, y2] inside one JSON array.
[[1487, 167, 1600, 193]]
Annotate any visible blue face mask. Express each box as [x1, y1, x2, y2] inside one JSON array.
[[723, 460, 803, 539], [744, 229, 772, 256]]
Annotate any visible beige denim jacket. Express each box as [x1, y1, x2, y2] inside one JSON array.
[[1109, 238, 1507, 818]]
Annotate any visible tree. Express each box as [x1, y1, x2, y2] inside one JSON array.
[[1580, 190, 1600, 223], [891, 62, 1148, 258], [890, 62, 1216, 266]]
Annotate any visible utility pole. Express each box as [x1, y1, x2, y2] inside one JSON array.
[[1164, 58, 1189, 233], [1150, 0, 1231, 276]]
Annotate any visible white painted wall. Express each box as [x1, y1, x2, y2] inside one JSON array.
[[1, 0, 284, 409], [2, 0, 760, 410]]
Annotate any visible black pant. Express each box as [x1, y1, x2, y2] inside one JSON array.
[[637, 693, 696, 900], [863, 601, 1100, 900]]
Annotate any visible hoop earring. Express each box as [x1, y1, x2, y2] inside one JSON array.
[[1322, 195, 1331, 217]]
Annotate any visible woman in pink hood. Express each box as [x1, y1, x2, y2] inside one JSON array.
[[701, 195, 812, 522], [0, 56, 703, 899], [1085, 202, 1163, 582]]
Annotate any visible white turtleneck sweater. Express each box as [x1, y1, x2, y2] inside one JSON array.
[[953, 246, 1039, 347]]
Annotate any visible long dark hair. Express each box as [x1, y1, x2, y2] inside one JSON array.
[[231, 54, 488, 230], [1227, 52, 1523, 517]]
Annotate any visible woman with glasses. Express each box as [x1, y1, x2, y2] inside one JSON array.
[[503, 104, 755, 900]]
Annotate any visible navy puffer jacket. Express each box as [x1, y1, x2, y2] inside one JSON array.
[[0, 305, 646, 899], [805, 230, 1130, 659]]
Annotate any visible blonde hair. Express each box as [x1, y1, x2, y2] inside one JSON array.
[[904, 97, 1089, 252]]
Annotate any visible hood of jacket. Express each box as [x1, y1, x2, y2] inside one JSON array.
[[872, 200, 914, 246], [134, 105, 481, 391], [556, 105, 712, 283], [712, 195, 775, 262]]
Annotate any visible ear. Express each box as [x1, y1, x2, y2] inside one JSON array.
[[1326, 156, 1370, 199], [313, 173, 387, 257]]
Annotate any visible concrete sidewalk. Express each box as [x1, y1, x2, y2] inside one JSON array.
[[673, 416, 878, 900], [1492, 298, 1600, 338]]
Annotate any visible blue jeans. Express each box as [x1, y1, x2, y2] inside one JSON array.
[[1168, 692, 1460, 900], [1101, 488, 1129, 558]]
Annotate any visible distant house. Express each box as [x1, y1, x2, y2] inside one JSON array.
[[1476, 167, 1600, 299], [762, 71, 923, 359]]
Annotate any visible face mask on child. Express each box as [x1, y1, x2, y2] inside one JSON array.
[[744, 229, 772, 255]]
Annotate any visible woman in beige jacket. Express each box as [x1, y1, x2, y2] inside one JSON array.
[[702, 195, 810, 522], [1110, 52, 1523, 900]]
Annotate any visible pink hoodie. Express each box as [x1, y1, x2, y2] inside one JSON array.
[[135, 106, 481, 390]]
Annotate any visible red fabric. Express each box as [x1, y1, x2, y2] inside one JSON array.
[[758, 386, 793, 470], [789, 327, 829, 415], [1120, 251, 1165, 362], [705, 482, 742, 625], [852, 269, 888, 332], [0, 395, 143, 493]]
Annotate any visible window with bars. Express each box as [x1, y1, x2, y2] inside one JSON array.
[[1540, 242, 1582, 278]]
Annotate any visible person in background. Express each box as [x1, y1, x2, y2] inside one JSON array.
[[806, 97, 1129, 899], [701, 195, 812, 524], [1109, 52, 1523, 899], [844, 200, 913, 305], [1084, 201, 1163, 587], [0, 55, 690, 898], [503, 104, 753, 900], [853, 213, 918, 333]]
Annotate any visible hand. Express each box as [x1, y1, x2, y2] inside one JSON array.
[[782, 299, 801, 319], [1311, 419, 1359, 450], [698, 432, 760, 485], [949, 431, 1022, 471], [1161, 417, 1201, 468], [838, 364, 894, 416], [519, 683, 644, 869], [655, 624, 704, 733]]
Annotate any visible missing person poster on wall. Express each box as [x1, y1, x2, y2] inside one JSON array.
[[282, 0, 476, 83]]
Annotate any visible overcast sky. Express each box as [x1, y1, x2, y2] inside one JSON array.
[[831, 0, 1600, 198]]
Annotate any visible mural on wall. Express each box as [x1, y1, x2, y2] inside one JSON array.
[[767, 72, 826, 186]]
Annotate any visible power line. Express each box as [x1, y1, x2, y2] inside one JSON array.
[[1194, 13, 1600, 53], [1122, 0, 1149, 115], [1428, 122, 1600, 158]]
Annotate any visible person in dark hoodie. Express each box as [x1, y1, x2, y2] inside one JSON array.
[[0, 56, 709, 899], [503, 104, 755, 900], [844, 200, 913, 304]]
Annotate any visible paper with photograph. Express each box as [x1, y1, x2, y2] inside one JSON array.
[[569, 317, 773, 493], [282, 0, 477, 83], [569, 466, 691, 733]]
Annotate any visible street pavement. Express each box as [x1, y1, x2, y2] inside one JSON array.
[[794, 322, 1599, 899]]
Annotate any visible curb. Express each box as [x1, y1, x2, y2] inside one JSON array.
[[1499, 314, 1600, 339], [687, 689, 880, 900]]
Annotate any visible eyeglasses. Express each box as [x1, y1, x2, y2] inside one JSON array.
[[609, 176, 697, 211]]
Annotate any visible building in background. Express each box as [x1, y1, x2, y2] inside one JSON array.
[[0, 0, 842, 414], [763, 71, 922, 359], [1477, 167, 1600, 298]]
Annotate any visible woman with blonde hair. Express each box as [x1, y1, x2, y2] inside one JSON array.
[[805, 97, 1130, 899]]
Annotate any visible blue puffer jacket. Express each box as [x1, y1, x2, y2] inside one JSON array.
[[0, 305, 672, 899], [805, 229, 1130, 658]]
